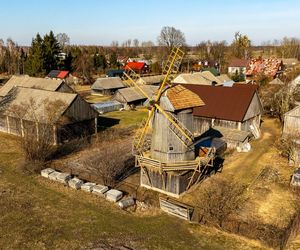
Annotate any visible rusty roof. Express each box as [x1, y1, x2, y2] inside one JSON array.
[[165, 85, 205, 111], [184, 84, 258, 122], [228, 58, 250, 67]]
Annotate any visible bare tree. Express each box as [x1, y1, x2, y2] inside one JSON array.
[[157, 26, 186, 49], [231, 31, 251, 59], [56, 33, 70, 49], [133, 38, 139, 48]]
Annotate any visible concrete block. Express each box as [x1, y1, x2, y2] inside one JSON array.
[[68, 177, 84, 190], [92, 184, 109, 197], [41, 168, 55, 178], [48, 171, 60, 181], [106, 189, 123, 202], [56, 172, 72, 184], [81, 182, 96, 192]]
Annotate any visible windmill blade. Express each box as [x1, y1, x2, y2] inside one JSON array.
[[155, 47, 185, 102], [133, 106, 155, 154], [154, 104, 194, 147], [123, 68, 150, 99]]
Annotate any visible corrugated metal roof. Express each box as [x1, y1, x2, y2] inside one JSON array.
[[3, 87, 77, 123], [184, 84, 258, 122], [115, 85, 158, 103], [0, 75, 63, 97], [91, 77, 125, 90], [165, 85, 204, 111], [92, 100, 122, 109]]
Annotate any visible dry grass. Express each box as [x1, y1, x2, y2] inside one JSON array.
[[0, 132, 269, 249]]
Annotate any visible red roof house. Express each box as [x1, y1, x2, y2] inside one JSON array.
[[124, 62, 148, 73]]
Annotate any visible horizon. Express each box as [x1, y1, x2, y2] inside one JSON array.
[[1, 0, 300, 46]]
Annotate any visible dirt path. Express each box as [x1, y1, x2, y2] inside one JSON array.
[[222, 117, 281, 184]]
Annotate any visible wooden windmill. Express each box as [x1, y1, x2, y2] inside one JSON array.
[[123, 47, 215, 197]]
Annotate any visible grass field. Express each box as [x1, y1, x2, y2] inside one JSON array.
[[0, 133, 269, 249], [100, 108, 149, 128]]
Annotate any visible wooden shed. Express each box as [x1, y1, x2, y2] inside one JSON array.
[[0, 75, 74, 97], [283, 106, 300, 136], [91, 77, 125, 95], [0, 87, 98, 144], [185, 84, 263, 148], [113, 85, 158, 109]]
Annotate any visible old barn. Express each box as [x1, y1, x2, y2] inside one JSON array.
[[0, 75, 74, 96], [185, 84, 263, 148], [113, 85, 158, 109], [91, 77, 125, 95], [0, 87, 98, 144]]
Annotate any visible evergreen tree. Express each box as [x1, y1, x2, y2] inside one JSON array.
[[94, 53, 107, 71], [43, 31, 61, 72], [109, 52, 119, 68], [25, 33, 45, 76]]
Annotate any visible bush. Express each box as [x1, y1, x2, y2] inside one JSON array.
[[196, 177, 247, 228]]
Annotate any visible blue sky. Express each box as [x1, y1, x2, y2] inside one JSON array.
[[0, 0, 299, 46]]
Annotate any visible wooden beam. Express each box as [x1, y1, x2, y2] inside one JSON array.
[[53, 125, 57, 145], [6, 116, 10, 133]]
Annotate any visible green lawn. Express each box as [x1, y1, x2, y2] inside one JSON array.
[[0, 133, 268, 249], [100, 108, 149, 128]]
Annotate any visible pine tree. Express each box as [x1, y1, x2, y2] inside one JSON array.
[[25, 33, 45, 76], [43, 31, 61, 72]]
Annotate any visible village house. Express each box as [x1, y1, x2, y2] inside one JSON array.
[[0, 87, 98, 144], [246, 57, 283, 79], [0, 75, 74, 97], [124, 62, 148, 74], [185, 84, 263, 148], [173, 71, 222, 86], [91, 77, 125, 95], [283, 106, 300, 164], [47, 70, 70, 80], [228, 58, 249, 76], [137, 75, 164, 85], [113, 85, 158, 109]]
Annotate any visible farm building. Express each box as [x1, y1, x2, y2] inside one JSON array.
[[173, 71, 222, 86], [113, 85, 158, 109], [185, 84, 263, 148], [91, 100, 123, 114], [47, 70, 70, 80], [91, 77, 125, 95], [0, 87, 98, 144], [246, 57, 283, 79], [228, 58, 249, 75], [137, 75, 164, 85], [283, 106, 300, 165], [124, 62, 148, 74], [106, 69, 125, 78], [0, 75, 74, 97]]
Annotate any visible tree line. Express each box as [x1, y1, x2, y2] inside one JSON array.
[[1, 27, 300, 81]]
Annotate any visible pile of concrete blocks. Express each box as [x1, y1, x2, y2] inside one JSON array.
[[48, 171, 61, 181], [81, 182, 96, 192], [92, 184, 109, 197], [68, 177, 84, 190], [106, 189, 123, 202], [56, 172, 72, 185], [41, 168, 55, 178]]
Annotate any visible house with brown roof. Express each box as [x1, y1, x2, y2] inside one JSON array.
[[185, 84, 263, 148], [228, 58, 250, 75], [246, 57, 283, 79]]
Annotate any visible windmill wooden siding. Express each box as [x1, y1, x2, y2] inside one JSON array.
[[141, 167, 193, 197], [151, 110, 194, 163]]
